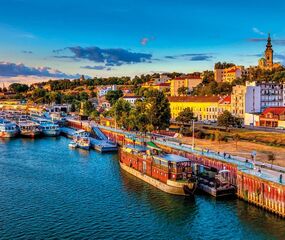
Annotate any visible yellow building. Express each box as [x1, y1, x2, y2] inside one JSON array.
[[214, 66, 248, 83], [168, 95, 231, 121], [170, 74, 202, 96]]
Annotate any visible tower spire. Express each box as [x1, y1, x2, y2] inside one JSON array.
[[266, 33, 272, 48]]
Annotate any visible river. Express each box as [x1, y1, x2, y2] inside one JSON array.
[[0, 137, 284, 240]]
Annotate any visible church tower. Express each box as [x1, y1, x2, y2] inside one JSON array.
[[265, 33, 273, 68]]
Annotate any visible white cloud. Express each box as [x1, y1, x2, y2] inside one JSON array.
[[252, 27, 265, 36]]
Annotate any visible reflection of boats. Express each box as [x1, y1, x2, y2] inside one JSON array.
[[119, 144, 197, 196], [73, 130, 90, 150], [0, 118, 19, 138], [68, 141, 78, 148], [33, 118, 60, 137], [17, 120, 42, 138], [197, 168, 236, 197]]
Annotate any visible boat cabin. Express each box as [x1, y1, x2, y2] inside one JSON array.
[[121, 144, 193, 183]]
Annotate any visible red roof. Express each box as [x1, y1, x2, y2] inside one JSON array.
[[219, 95, 231, 104], [262, 107, 285, 116], [173, 74, 201, 80], [168, 95, 224, 103], [155, 83, 170, 86]]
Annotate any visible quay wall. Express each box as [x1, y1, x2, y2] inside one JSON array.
[[237, 170, 285, 217]]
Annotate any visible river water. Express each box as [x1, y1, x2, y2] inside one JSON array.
[[0, 137, 285, 240]]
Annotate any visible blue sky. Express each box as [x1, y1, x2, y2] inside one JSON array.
[[0, 0, 285, 84]]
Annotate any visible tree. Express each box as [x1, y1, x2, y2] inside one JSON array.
[[81, 101, 94, 116], [144, 90, 171, 130], [105, 90, 123, 106], [214, 62, 235, 69], [9, 83, 29, 93], [112, 98, 131, 128], [177, 86, 189, 96], [217, 111, 235, 128], [176, 108, 195, 127], [233, 134, 240, 150], [267, 152, 276, 169]]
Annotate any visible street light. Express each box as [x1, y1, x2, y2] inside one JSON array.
[[192, 119, 195, 150]]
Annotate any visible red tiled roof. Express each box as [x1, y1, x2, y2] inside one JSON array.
[[168, 95, 224, 103], [155, 83, 170, 86], [123, 93, 141, 98], [173, 74, 201, 80], [262, 107, 285, 116], [219, 95, 231, 104]]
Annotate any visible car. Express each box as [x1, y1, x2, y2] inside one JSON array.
[[275, 126, 285, 130], [203, 120, 212, 125]]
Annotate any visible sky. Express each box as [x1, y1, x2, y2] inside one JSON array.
[[0, 0, 285, 85]]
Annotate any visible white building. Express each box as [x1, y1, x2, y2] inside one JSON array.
[[122, 94, 142, 105], [98, 85, 117, 97], [245, 81, 285, 112]]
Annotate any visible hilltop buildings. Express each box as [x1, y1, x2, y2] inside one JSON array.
[[170, 73, 202, 96]]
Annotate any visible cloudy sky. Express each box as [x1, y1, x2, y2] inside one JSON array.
[[0, 0, 285, 85]]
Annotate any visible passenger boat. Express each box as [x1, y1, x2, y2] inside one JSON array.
[[0, 118, 19, 138], [119, 144, 197, 196], [73, 130, 91, 150], [33, 118, 60, 137], [197, 167, 236, 197], [17, 120, 42, 138]]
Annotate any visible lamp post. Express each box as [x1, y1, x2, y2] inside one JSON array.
[[192, 119, 195, 150]]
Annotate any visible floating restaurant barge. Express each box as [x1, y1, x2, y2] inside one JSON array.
[[119, 144, 197, 196]]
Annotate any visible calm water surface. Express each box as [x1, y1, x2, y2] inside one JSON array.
[[0, 137, 285, 240]]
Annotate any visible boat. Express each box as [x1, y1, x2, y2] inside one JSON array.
[[33, 118, 60, 137], [197, 167, 236, 197], [0, 118, 19, 138], [17, 120, 42, 138], [119, 144, 197, 196], [68, 141, 78, 148], [73, 130, 91, 150]]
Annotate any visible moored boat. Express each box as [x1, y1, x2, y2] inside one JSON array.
[[68, 141, 78, 148], [73, 130, 91, 150], [0, 118, 19, 138], [17, 121, 42, 138], [119, 144, 197, 196], [33, 118, 60, 137]]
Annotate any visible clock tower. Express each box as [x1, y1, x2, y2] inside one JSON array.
[[265, 33, 273, 68]]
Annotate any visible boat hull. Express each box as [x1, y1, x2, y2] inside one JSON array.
[[21, 130, 41, 138], [119, 161, 196, 196], [42, 129, 60, 137], [78, 145, 90, 150], [0, 130, 19, 138]]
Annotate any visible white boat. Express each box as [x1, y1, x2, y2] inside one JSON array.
[[68, 141, 78, 148], [0, 118, 19, 138], [33, 118, 60, 137], [73, 130, 91, 150]]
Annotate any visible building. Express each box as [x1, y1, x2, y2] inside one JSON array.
[[215, 66, 248, 83], [142, 82, 170, 92], [258, 34, 282, 70], [122, 94, 142, 105], [170, 73, 202, 96], [246, 81, 285, 112], [168, 95, 231, 121], [231, 85, 247, 118], [98, 85, 117, 97], [257, 107, 285, 128]]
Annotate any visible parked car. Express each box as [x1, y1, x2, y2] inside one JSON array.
[[275, 126, 285, 130]]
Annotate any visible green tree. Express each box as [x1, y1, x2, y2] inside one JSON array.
[[105, 90, 123, 105], [176, 107, 195, 127], [177, 86, 189, 96], [217, 110, 235, 128], [9, 83, 29, 93], [144, 90, 171, 130], [112, 98, 131, 128], [268, 152, 276, 169]]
